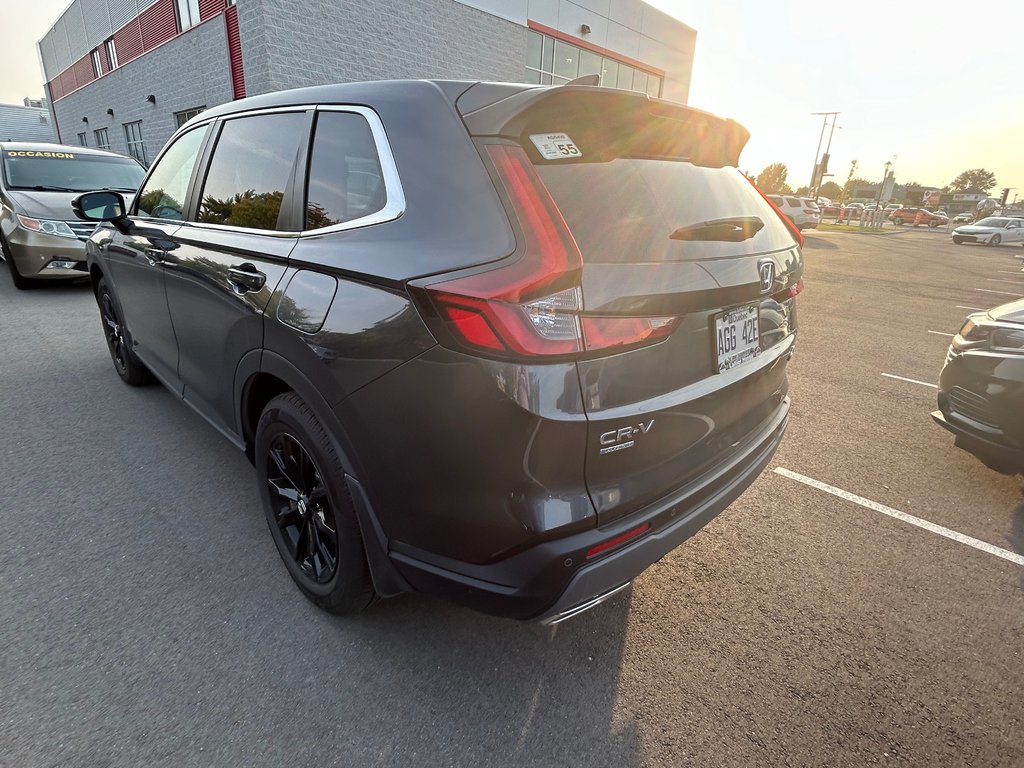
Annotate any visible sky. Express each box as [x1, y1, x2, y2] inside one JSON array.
[[1, 0, 1021, 196]]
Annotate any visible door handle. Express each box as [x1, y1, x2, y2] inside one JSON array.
[[144, 247, 166, 265], [227, 263, 267, 294]]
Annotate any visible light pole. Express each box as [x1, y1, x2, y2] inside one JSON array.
[[875, 161, 892, 227], [809, 112, 839, 198]]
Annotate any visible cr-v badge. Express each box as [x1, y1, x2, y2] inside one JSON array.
[[599, 420, 654, 455]]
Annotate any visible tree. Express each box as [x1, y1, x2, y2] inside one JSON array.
[[818, 181, 842, 200], [840, 160, 858, 202], [843, 177, 872, 201], [794, 185, 811, 197], [756, 163, 789, 194], [949, 168, 997, 193]]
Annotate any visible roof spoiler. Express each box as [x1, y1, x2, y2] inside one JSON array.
[[455, 83, 749, 168]]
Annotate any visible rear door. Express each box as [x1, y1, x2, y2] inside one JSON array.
[[161, 110, 302, 439], [463, 87, 801, 525]]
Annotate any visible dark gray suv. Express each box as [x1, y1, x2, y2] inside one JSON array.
[[74, 80, 803, 624]]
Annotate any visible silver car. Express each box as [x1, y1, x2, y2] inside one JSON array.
[[951, 216, 1024, 247], [0, 142, 144, 289]]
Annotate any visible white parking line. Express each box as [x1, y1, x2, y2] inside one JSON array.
[[773, 468, 1024, 567], [986, 278, 1023, 284], [927, 330, 954, 337], [881, 373, 938, 389], [975, 288, 1020, 296], [996, 271, 1023, 275], [955, 305, 985, 311]]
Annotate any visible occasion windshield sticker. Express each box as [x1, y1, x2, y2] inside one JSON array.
[[3, 151, 76, 159], [529, 133, 582, 160]]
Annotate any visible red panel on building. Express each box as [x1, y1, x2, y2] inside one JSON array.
[[48, 77, 63, 100], [198, 0, 224, 22], [225, 6, 246, 100], [140, 0, 178, 51], [73, 56, 95, 89], [114, 19, 145, 65], [100, 43, 110, 73]]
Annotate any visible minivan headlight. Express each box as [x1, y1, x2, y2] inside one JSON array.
[[16, 214, 77, 239], [957, 315, 990, 342]]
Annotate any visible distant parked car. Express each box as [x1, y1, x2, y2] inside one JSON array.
[[890, 207, 946, 227], [952, 212, 972, 224], [766, 195, 821, 229], [951, 216, 1024, 246], [0, 142, 144, 289]]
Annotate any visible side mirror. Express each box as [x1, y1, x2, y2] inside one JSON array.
[[72, 190, 127, 223]]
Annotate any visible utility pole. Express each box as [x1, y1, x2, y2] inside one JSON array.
[[809, 112, 839, 199]]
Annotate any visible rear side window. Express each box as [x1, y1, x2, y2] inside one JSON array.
[[305, 111, 386, 230], [196, 112, 306, 231], [537, 160, 797, 263], [785, 197, 801, 208], [136, 126, 207, 220]]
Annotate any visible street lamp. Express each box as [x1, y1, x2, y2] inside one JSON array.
[[876, 160, 892, 208]]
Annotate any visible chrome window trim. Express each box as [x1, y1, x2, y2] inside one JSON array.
[[146, 104, 404, 238], [299, 105, 406, 237]]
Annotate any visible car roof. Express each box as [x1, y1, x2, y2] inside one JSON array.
[[0, 141, 132, 159], [193, 79, 483, 125]]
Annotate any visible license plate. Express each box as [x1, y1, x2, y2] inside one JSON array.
[[714, 304, 761, 372]]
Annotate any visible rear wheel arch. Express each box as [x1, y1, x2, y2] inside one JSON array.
[[239, 352, 410, 598]]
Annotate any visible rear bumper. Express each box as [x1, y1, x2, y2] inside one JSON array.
[[390, 396, 790, 621]]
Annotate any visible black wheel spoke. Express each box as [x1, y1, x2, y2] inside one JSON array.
[[265, 433, 339, 584], [267, 478, 300, 502]]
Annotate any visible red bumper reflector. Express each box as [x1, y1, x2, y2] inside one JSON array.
[[586, 523, 651, 559]]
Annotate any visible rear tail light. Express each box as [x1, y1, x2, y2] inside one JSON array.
[[418, 143, 679, 359], [746, 177, 804, 249]]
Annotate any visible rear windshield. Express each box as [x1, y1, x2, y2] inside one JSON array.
[[2, 150, 144, 192], [536, 159, 797, 262]]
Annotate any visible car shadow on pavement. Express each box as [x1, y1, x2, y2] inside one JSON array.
[[801, 235, 838, 250], [320, 591, 645, 766]]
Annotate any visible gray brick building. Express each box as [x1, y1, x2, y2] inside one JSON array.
[[38, 0, 696, 164]]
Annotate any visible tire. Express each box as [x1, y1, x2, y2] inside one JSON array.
[[952, 237, 963, 245], [1, 234, 34, 290], [256, 392, 375, 615], [96, 276, 150, 385], [928, 220, 938, 228], [989, 235, 1001, 246]]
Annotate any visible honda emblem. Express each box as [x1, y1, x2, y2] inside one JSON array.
[[759, 261, 775, 293]]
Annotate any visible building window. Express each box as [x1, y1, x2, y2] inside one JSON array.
[[77, 132, 88, 147], [106, 39, 118, 70], [94, 128, 110, 150], [524, 29, 662, 97], [91, 49, 102, 78], [175, 0, 201, 31], [123, 121, 147, 165], [174, 106, 206, 128]]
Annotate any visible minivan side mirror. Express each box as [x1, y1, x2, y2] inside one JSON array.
[[72, 190, 127, 223]]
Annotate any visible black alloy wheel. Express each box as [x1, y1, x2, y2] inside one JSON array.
[[953, 237, 963, 244], [96, 277, 149, 385], [255, 393, 375, 614], [990, 234, 1001, 246], [265, 433, 338, 584]]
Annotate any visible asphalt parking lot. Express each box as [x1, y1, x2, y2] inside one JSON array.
[[1, 229, 1022, 767]]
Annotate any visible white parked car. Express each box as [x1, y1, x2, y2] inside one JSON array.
[[767, 195, 821, 230], [951, 216, 1024, 246]]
